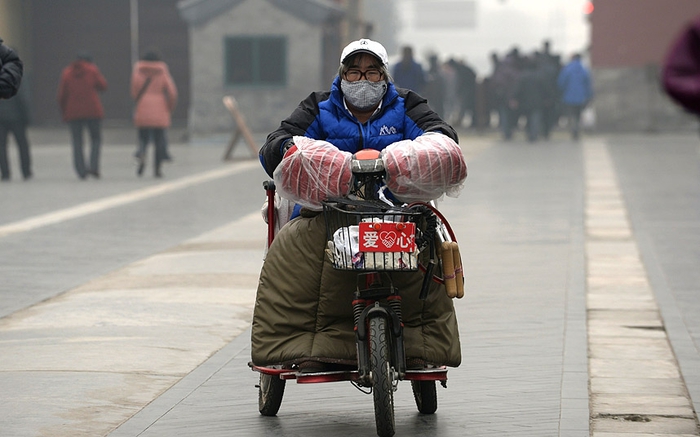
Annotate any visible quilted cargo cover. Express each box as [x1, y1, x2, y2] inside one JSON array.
[[251, 213, 461, 367]]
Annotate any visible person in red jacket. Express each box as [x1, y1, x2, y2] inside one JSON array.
[[131, 49, 177, 178], [57, 53, 107, 179]]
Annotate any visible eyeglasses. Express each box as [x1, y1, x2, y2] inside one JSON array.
[[344, 68, 383, 82]]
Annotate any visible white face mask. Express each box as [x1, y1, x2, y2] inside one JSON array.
[[341, 79, 387, 111]]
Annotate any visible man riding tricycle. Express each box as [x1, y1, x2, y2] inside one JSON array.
[[249, 39, 468, 437]]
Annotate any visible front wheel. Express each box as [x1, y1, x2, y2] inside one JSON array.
[[369, 316, 395, 437], [411, 380, 438, 414], [258, 373, 285, 416]]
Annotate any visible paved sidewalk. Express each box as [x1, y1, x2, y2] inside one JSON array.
[[108, 133, 700, 437], [2, 129, 699, 436], [0, 213, 264, 437], [109, 133, 593, 437]]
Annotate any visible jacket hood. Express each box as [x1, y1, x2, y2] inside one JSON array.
[[565, 59, 586, 73], [69, 59, 96, 77], [136, 60, 168, 77]]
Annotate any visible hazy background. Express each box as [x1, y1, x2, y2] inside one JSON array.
[[392, 0, 590, 74]]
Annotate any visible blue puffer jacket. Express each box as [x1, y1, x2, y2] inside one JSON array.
[[557, 59, 593, 106], [259, 76, 457, 177]]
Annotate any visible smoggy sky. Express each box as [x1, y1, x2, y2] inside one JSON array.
[[394, 0, 590, 75]]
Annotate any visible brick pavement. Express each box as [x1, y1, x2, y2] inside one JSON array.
[[585, 139, 698, 435]]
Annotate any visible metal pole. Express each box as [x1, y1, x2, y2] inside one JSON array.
[[130, 0, 139, 65]]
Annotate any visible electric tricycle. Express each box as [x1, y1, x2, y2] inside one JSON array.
[[250, 148, 462, 437]]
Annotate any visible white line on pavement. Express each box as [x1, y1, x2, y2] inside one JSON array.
[[0, 162, 259, 239]]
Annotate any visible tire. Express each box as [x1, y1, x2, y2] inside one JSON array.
[[369, 316, 395, 437], [411, 380, 438, 414], [258, 373, 285, 416]]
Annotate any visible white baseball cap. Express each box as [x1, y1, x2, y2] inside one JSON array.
[[340, 38, 389, 67]]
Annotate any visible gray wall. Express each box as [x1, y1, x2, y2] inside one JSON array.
[[592, 67, 698, 133]]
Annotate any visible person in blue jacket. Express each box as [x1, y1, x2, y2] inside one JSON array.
[[260, 39, 457, 177], [557, 53, 593, 140], [391, 45, 426, 93]]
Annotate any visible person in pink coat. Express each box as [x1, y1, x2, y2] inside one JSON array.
[[58, 53, 107, 179], [131, 49, 177, 178]]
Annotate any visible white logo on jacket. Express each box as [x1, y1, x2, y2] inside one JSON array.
[[379, 125, 397, 135]]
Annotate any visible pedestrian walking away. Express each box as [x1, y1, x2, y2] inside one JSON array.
[[557, 53, 592, 141], [0, 76, 32, 180], [489, 52, 520, 141], [391, 45, 426, 94], [448, 58, 477, 129], [512, 55, 546, 143], [57, 53, 108, 179], [423, 54, 446, 119], [131, 49, 177, 178]]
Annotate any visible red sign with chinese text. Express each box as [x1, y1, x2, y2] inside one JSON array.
[[359, 222, 416, 252]]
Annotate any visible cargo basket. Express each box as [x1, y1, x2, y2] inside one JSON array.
[[322, 199, 423, 271]]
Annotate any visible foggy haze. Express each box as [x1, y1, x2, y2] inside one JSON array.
[[392, 0, 590, 75]]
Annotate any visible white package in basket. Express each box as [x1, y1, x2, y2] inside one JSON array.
[[327, 219, 418, 270]]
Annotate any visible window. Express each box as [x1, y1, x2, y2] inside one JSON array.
[[225, 36, 286, 86]]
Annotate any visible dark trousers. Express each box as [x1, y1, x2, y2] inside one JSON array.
[[524, 109, 542, 142], [0, 121, 32, 179], [564, 104, 585, 140], [69, 119, 101, 178], [137, 128, 167, 174], [499, 104, 517, 140]]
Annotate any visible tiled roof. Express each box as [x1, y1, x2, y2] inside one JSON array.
[[178, 0, 345, 26]]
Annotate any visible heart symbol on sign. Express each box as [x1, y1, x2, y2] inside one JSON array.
[[380, 231, 396, 248]]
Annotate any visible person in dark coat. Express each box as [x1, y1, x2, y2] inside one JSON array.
[[448, 58, 477, 128], [536, 52, 561, 140], [0, 38, 22, 99], [490, 53, 520, 140], [0, 80, 31, 181], [662, 14, 700, 116], [513, 55, 546, 142], [57, 53, 108, 179], [423, 54, 445, 118], [483, 52, 502, 129]]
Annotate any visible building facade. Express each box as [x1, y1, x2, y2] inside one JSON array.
[[178, 0, 345, 136], [0, 0, 190, 127], [12, 1, 697, 134]]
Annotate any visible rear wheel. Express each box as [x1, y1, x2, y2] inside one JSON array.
[[369, 316, 395, 437], [258, 373, 285, 416], [411, 380, 438, 414]]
